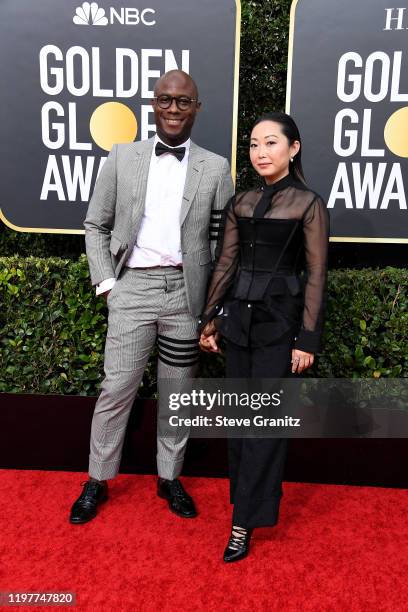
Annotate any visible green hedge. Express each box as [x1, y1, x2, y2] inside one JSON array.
[[0, 257, 406, 396]]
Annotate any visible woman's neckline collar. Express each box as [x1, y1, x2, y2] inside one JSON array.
[[260, 173, 295, 193]]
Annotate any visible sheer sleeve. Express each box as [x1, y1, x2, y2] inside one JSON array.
[[198, 197, 240, 331], [294, 196, 330, 354]]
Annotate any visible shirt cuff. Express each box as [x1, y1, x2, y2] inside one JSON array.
[[96, 278, 116, 296]]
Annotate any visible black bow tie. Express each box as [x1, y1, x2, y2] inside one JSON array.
[[155, 141, 186, 162]]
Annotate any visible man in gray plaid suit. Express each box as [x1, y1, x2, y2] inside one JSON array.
[[70, 70, 234, 523]]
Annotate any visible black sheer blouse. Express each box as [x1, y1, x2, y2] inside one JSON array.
[[199, 174, 330, 353]]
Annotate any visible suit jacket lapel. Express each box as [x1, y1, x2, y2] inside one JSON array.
[[180, 141, 204, 226], [130, 138, 154, 234]]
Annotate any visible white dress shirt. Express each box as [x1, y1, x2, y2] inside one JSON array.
[[96, 135, 190, 295]]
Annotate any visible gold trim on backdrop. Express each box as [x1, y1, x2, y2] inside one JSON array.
[[0, 209, 85, 234], [285, 0, 299, 114], [330, 236, 408, 244], [1, 1, 241, 235], [286, 0, 408, 244], [231, 0, 241, 185]]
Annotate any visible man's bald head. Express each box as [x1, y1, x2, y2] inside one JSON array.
[[154, 70, 198, 99]]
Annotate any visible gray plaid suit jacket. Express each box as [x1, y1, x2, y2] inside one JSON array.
[[84, 137, 234, 316]]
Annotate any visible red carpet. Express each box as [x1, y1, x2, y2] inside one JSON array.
[[1, 470, 408, 611]]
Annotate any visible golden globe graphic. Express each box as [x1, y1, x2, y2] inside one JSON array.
[[90, 102, 138, 151], [288, 0, 408, 242], [384, 107, 408, 158], [0, 0, 240, 233]]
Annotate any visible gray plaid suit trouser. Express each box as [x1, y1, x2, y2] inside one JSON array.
[[88, 266, 199, 481]]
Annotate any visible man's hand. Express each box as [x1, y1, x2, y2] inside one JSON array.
[[291, 348, 314, 374], [102, 290, 111, 301]]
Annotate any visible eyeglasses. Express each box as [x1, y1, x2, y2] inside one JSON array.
[[153, 95, 198, 111]]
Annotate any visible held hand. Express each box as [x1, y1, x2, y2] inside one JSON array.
[[102, 290, 111, 301], [199, 321, 221, 353], [199, 332, 221, 353], [291, 348, 314, 374]]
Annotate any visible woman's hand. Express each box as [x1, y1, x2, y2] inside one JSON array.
[[199, 321, 221, 353], [291, 348, 314, 374]]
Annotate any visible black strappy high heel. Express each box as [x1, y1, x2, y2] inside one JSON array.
[[223, 525, 253, 563]]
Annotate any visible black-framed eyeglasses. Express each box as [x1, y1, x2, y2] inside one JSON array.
[[153, 95, 198, 111]]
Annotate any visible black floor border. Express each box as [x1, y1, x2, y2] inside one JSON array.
[[1, 393, 407, 488]]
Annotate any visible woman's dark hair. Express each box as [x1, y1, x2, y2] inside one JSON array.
[[252, 112, 306, 184]]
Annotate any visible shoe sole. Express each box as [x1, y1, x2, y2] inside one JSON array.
[[69, 495, 109, 524], [157, 491, 198, 518]]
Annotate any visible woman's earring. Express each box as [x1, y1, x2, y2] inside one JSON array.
[[290, 157, 294, 163]]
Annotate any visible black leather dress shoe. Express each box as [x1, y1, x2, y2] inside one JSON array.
[[69, 480, 108, 524], [157, 478, 197, 518], [223, 526, 253, 562]]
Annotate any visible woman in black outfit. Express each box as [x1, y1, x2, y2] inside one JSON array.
[[199, 113, 329, 562]]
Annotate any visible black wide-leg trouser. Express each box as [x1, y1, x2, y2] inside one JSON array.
[[226, 338, 293, 528]]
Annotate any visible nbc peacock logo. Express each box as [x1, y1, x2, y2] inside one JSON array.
[[73, 2, 108, 26], [72, 2, 156, 26]]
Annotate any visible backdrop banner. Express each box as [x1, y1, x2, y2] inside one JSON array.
[[287, 0, 408, 242], [0, 0, 240, 233]]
